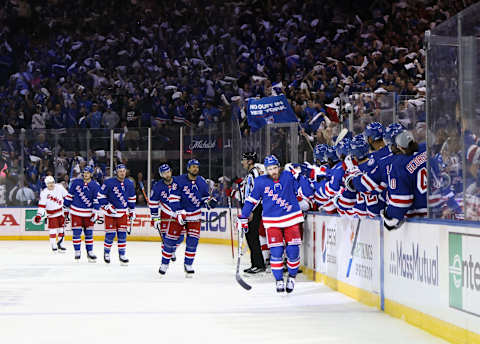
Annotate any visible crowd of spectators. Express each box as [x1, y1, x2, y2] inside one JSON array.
[[0, 0, 474, 205]]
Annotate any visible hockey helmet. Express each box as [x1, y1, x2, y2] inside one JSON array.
[[336, 138, 352, 159], [158, 163, 171, 176], [350, 137, 370, 161], [45, 176, 55, 184], [314, 144, 328, 163], [364, 122, 385, 141], [383, 123, 404, 146], [187, 159, 200, 169], [264, 155, 280, 167], [83, 166, 94, 174], [325, 145, 339, 162], [241, 151, 257, 163]]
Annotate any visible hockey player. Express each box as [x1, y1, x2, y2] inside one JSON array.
[[97, 164, 136, 265], [170, 159, 217, 277], [63, 166, 100, 262], [149, 164, 185, 275], [381, 130, 427, 230], [237, 155, 303, 293], [239, 152, 265, 274], [34, 176, 69, 252]]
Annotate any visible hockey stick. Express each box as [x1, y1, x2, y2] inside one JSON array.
[[160, 210, 227, 223], [227, 197, 234, 259], [346, 218, 361, 278], [236, 227, 252, 290], [334, 128, 349, 145]]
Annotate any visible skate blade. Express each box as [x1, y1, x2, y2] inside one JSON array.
[[57, 250, 66, 254], [185, 273, 194, 278], [87, 258, 97, 263], [120, 261, 129, 266]]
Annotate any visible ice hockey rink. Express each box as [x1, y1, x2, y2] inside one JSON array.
[[0, 241, 447, 344]]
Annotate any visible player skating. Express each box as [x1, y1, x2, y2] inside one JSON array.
[[97, 164, 136, 265], [34, 176, 69, 252], [237, 155, 303, 293], [170, 159, 217, 277], [148, 164, 185, 275], [63, 166, 100, 262]]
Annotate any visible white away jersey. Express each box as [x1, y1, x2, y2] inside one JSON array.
[[37, 184, 68, 218]]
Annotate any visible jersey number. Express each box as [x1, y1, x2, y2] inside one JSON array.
[[417, 167, 427, 194]]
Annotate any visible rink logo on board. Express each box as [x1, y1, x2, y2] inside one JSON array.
[[25, 209, 44, 231], [389, 240, 439, 287], [201, 211, 226, 232], [449, 232, 480, 317]]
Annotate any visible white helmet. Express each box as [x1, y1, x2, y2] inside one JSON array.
[[45, 176, 55, 185]]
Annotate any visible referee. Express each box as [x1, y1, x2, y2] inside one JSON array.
[[239, 152, 265, 274]]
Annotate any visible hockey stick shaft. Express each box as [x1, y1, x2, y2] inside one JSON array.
[[236, 227, 252, 290], [228, 197, 234, 259], [346, 218, 361, 278]]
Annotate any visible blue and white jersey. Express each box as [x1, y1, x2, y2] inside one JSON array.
[[241, 170, 303, 229], [320, 161, 345, 198], [97, 177, 136, 217], [64, 178, 100, 217], [386, 146, 428, 221], [149, 177, 180, 218], [170, 174, 212, 220]]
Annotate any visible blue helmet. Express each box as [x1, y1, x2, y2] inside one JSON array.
[[336, 138, 352, 159], [115, 164, 126, 171], [314, 144, 328, 163], [264, 155, 280, 167], [187, 159, 200, 169], [383, 123, 404, 146], [325, 145, 339, 162], [158, 163, 171, 175], [83, 165, 94, 174], [350, 137, 370, 160], [364, 122, 385, 141]]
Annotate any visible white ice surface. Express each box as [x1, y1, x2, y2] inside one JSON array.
[[0, 241, 447, 344]]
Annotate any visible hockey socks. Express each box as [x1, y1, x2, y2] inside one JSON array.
[[85, 228, 94, 253], [117, 230, 127, 256], [286, 244, 300, 278], [72, 228, 82, 253], [184, 235, 199, 266], [49, 228, 57, 250], [162, 237, 177, 265], [270, 246, 285, 281], [104, 231, 116, 254]]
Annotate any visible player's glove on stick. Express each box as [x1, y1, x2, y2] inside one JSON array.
[[237, 216, 249, 233]]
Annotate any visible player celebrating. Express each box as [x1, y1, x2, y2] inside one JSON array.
[[381, 130, 427, 230], [97, 164, 136, 265], [237, 155, 303, 294], [34, 176, 69, 252], [149, 164, 184, 275], [170, 159, 217, 277], [63, 166, 100, 262]]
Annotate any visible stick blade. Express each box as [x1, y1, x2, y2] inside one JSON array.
[[236, 273, 252, 290], [335, 128, 349, 145], [346, 258, 353, 278]]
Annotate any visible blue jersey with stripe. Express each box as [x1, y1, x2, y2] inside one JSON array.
[[64, 178, 100, 217], [97, 177, 136, 215], [170, 174, 212, 219], [149, 177, 180, 217], [241, 170, 303, 228]]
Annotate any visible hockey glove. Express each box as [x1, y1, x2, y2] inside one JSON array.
[[237, 216, 249, 233], [205, 197, 218, 210], [102, 204, 117, 216], [63, 208, 70, 223], [380, 209, 403, 231], [176, 210, 186, 226], [90, 211, 99, 224], [33, 215, 42, 225], [128, 209, 136, 222], [151, 216, 161, 231], [285, 163, 301, 179], [344, 172, 358, 193]]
